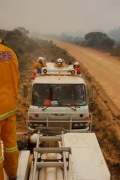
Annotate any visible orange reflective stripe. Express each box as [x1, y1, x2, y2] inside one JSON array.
[[0, 156, 3, 163], [0, 109, 17, 121], [4, 146, 18, 153]]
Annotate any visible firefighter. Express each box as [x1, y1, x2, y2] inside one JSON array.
[[33, 56, 47, 74], [73, 61, 81, 74], [0, 38, 19, 180], [54, 58, 65, 68]]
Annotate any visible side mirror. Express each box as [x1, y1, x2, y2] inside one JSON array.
[[23, 83, 29, 98]]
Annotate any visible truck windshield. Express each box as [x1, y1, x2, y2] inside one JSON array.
[[32, 84, 87, 106]]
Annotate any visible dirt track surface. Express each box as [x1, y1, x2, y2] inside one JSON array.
[[53, 40, 120, 115]]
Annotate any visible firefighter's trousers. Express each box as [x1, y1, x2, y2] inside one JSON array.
[[0, 114, 19, 180]]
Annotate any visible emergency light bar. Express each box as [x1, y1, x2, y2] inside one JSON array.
[[42, 68, 76, 75]]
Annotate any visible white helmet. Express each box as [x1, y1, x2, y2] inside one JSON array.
[[57, 58, 63, 63], [74, 61, 79, 66], [38, 57, 44, 62]]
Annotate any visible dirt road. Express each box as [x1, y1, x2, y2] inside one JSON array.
[[53, 40, 120, 115]]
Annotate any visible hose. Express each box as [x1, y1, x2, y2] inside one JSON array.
[[35, 127, 68, 136]]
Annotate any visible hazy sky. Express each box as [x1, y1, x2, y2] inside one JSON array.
[[0, 0, 120, 35]]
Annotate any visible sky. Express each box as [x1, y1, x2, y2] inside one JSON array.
[[0, 0, 120, 35]]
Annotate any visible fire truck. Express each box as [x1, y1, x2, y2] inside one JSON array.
[[27, 62, 92, 132]]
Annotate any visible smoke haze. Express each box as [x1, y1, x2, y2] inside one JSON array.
[[0, 0, 120, 34]]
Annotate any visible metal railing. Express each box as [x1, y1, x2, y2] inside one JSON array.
[[32, 134, 71, 180], [26, 112, 92, 133]]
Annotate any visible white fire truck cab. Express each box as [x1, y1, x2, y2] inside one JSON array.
[[27, 62, 92, 132]]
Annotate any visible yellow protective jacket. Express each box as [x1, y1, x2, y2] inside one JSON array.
[[33, 61, 47, 69], [0, 43, 19, 121]]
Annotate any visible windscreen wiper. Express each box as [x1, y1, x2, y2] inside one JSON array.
[[42, 105, 78, 111], [42, 105, 52, 111], [67, 106, 76, 111]]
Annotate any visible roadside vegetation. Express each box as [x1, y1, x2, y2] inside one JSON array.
[[59, 32, 120, 57], [1, 27, 120, 60], [0, 27, 76, 72]]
